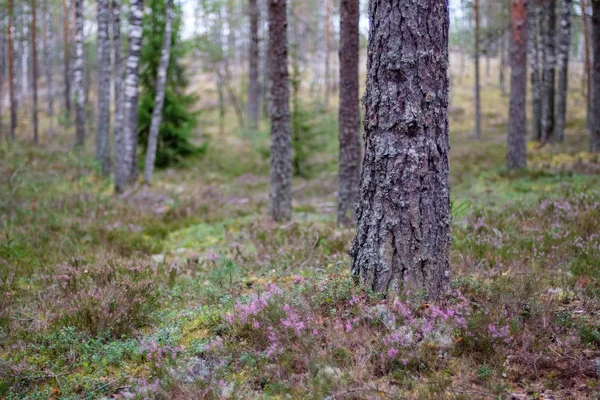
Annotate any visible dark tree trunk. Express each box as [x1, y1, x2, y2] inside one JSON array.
[[62, 0, 71, 119], [337, 0, 361, 227], [43, 0, 54, 133], [267, 0, 292, 222], [529, 0, 542, 140], [8, 0, 17, 140], [143, 0, 174, 184], [591, 0, 600, 152], [474, 0, 482, 140], [540, 0, 556, 143], [351, 0, 451, 298], [74, 0, 85, 147], [96, 0, 111, 174], [554, 0, 572, 142], [507, 0, 528, 169], [248, 0, 260, 129], [32, 0, 39, 144]]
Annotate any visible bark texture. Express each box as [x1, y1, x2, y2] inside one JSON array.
[[112, 0, 124, 168], [96, 0, 111, 174], [529, 0, 542, 140], [248, 0, 260, 129], [62, 0, 71, 119], [507, 0, 528, 169], [8, 0, 17, 140], [115, 0, 144, 193], [337, 0, 361, 227], [43, 0, 54, 121], [554, 0, 572, 142], [474, 0, 482, 140], [591, 0, 600, 152], [143, 0, 174, 185], [267, 0, 292, 222], [74, 0, 85, 147], [351, 0, 451, 298], [540, 0, 556, 143], [32, 0, 39, 144]]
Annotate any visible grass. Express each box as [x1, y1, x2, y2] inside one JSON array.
[[1, 56, 600, 399]]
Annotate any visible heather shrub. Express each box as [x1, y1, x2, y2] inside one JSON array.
[[51, 257, 160, 337]]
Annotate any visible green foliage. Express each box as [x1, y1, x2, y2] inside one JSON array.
[[138, 0, 204, 169]]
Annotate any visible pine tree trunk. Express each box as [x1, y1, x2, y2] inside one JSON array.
[[267, 0, 292, 222], [529, 0, 542, 140], [351, 0, 451, 298], [43, 0, 54, 128], [337, 0, 361, 227], [8, 0, 17, 140], [474, 0, 482, 140], [62, 0, 71, 119], [32, 0, 39, 144], [541, 0, 556, 143], [143, 0, 174, 185], [554, 0, 572, 142], [591, 0, 600, 152], [507, 0, 528, 169], [248, 0, 260, 130], [73, 0, 85, 147], [115, 0, 144, 193], [96, 0, 111, 175]]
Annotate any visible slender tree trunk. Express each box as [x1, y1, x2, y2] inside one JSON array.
[[8, 0, 17, 140], [529, 0, 542, 140], [337, 0, 360, 227], [43, 0, 54, 135], [96, 0, 111, 174], [541, 0, 556, 143], [474, 0, 482, 140], [507, 0, 528, 169], [351, 0, 451, 298], [268, 0, 292, 222], [582, 0, 593, 131], [115, 0, 144, 193], [62, 0, 71, 119], [143, 0, 174, 185], [554, 0, 572, 142], [112, 0, 124, 171], [0, 25, 4, 137], [32, 0, 39, 144], [248, 0, 260, 129], [500, 31, 508, 96], [591, 0, 600, 152], [324, 0, 331, 109], [73, 0, 85, 147]]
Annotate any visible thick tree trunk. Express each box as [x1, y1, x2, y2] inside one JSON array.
[[115, 0, 144, 193], [507, 0, 528, 169], [32, 0, 39, 144], [351, 0, 451, 298], [73, 0, 85, 147], [554, 0, 572, 142], [248, 0, 260, 129], [529, 0, 542, 140], [8, 0, 17, 140], [337, 0, 361, 227], [96, 0, 111, 174], [591, 0, 600, 152], [267, 0, 292, 222], [540, 0, 556, 143], [143, 0, 174, 185], [62, 0, 71, 119], [474, 0, 482, 140], [582, 0, 593, 131], [43, 0, 54, 128]]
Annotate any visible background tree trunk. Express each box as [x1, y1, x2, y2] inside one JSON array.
[[337, 0, 361, 227], [507, 0, 528, 169], [96, 0, 111, 174], [324, 0, 331, 109], [73, 0, 85, 147], [351, 0, 451, 298], [43, 0, 54, 134], [267, 0, 292, 222], [591, 0, 600, 151], [540, 0, 556, 143], [8, 0, 17, 140], [554, 0, 572, 142], [31, 0, 39, 144], [474, 0, 482, 140], [62, 0, 71, 119], [500, 30, 507, 96], [112, 0, 124, 171], [143, 0, 174, 185], [582, 0, 593, 131], [529, 0, 542, 140], [248, 0, 260, 130]]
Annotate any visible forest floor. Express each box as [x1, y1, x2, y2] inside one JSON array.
[[1, 60, 600, 399]]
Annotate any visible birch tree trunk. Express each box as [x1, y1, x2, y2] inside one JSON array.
[[474, 0, 482, 140], [529, 0, 542, 140], [507, 0, 528, 169], [591, 0, 600, 152], [43, 0, 54, 129], [115, 0, 144, 193], [112, 0, 124, 169], [337, 0, 361, 227], [143, 0, 174, 185], [73, 0, 85, 147], [248, 0, 260, 130], [32, 0, 39, 144], [351, 0, 451, 298], [8, 0, 17, 140], [268, 0, 292, 222], [540, 0, 556, 143], [62, 0, 71, 119], [96, 0, 111, 174], [554, 0, 572, 142]]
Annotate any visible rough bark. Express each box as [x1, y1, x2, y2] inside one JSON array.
[[143, 0, 174, 185], [591, 0, 600, 152], [62, 0, 71, 119], [32, 0, 39, 144], [337, 0, 361, 227], [529, 0, 542, 140], [267, 0, 292, 222], [554, 0, 571, 142], [540, 0, 556, 143], [248, 0, 260, 129], [507, 0, 528, 169], [96, 0, 111, 174], [73, 0, 85, 147], [474, 0, 482, 141], [115, 0, 144, 193], [351, 0, 451, 298], [43, 0, 54, 124], [8, 0, 17, 140]]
